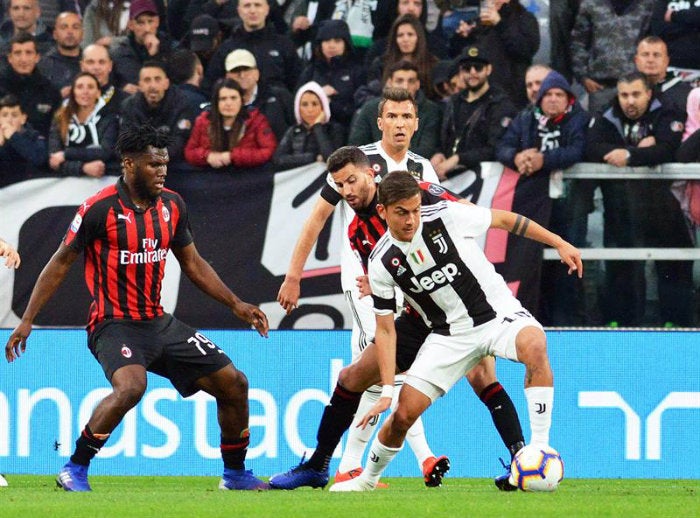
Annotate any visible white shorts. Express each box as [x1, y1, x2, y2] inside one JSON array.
[[405, 310, 543, 401], [345, 290, 375, 360]]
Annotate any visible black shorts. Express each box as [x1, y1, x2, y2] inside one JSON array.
[[88, 315, 232, 397], [394, 311, 431, 373]]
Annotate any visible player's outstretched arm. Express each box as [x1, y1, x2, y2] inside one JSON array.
[[0, 239, 20, 269], [173, 243, 269, 337], [490, 209, 583, 278], [5, 244, 79, 362], [277, 196, 335, 314], [358, 313, 397, 429]]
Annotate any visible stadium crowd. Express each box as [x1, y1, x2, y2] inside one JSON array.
[[1, 0, 699, 327]]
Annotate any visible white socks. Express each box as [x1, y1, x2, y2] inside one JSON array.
[[525, 386, 554, 446], [362, 438, 402, 484]]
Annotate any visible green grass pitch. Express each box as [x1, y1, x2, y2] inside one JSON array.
[[0, 477, 697, 518]]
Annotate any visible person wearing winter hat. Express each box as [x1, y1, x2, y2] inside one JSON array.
[[272, 81, 346, 170], [296, 19, 366, 127], [497, 69, 590, 326]]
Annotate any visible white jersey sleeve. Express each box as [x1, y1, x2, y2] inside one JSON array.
[[447, 200, 492, 238], [368, 240, 397, 316]]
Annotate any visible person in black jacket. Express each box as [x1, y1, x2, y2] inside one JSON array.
[[446, 0, 539, 110], [585, 71, 690, 327], [120, 61, 198, 164], [272, 81, 345, 171], [296, 19, 366, 127], [431, 44, 516, 180], [110, 0, 173, 94], [37, 12, 83, 98], [634, 36, 691, 115], [0, 94, 48, 186], [48, 72, 119, 177], [203, 0, 301, 93], [649, 0, 700, 70], [0, 33, 61, 137], [80, 43, 129, 117]]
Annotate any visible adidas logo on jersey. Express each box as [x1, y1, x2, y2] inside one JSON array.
[[408, 263, 460, 294]]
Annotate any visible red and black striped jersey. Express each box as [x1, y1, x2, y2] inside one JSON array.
[[63, 177, 193, 333], [348, 181, 460, 272]]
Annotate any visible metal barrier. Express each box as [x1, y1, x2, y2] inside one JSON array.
[[542, 162, 700, 261]]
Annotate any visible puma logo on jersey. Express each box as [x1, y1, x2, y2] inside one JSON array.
[[408, 263, 460, 294], [117, 213, 132, 223]]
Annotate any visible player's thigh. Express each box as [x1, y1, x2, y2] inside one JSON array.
[[486, 310, 544, 362], [156, 317, 233, 397], [406, 332, 485, 397]]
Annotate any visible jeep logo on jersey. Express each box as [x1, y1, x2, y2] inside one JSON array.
[[408, 263, 460, 293]]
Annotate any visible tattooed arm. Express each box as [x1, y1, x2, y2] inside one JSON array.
[[490, 209, 583, 277]]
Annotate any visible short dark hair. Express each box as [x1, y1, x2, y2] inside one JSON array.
[[8, 32, 37, 54], [140, 60, 169, 78], [618, 71, 651, 90], [167, 49, 200, 84], [327, 146, 370, 173], [377, 170, 420, 207], [377, 87, 417, 118], [638, 35, 666, 49], [386, 59, 419, 81], [116, 124, 172, 157], [0, 94, 22, 110]]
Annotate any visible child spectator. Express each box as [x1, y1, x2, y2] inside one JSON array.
[[273, 81, 345, 171], [185, 78, 277, 171], [0, 94, 48, 186], [48, 72, 119, 177]]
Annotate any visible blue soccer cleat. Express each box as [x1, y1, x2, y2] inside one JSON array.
[[269, 460, 329, 490], [56, 461, 91, 492], [494, 457, 518, 491], [219, 469, 269, 490]]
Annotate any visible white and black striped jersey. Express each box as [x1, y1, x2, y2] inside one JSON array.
[[369, 201, 521, 334], [319, 141, 439, 291]]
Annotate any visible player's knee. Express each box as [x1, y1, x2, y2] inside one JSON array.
[[228, 368, 249, 395], [466, 361, 496, 394], [515, 327, 549, 366]]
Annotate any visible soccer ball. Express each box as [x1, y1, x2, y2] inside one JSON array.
[[510, 444, 564, 492]]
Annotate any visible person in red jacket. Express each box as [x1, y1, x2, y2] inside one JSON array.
[[184, 78, 277, 171]]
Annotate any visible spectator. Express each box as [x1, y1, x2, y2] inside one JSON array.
[[634, 35, 692, 115], [331, 0, 377, 59], [287, 0, 334, 60], [368, 0, 447, 64], [497, 70, 590, 323], [367, 14, 438, 101], [585, 71, 690, 326], [81, 0, 129, 47], [38, 11, 83, 98], [430, 58, 460, 102], [184, 77, 277, 171], [224, 48, 293, 142], [524, 63, 552, 105], [120, 61, 197, 163], [549, 0, 580, 83], [0, 33, 61, 136], [80, 43, 128, 116], [111, 0, 173, 94], [445, 0, 539, 110], [0, 93, 48, 186], [272, 81, 345, 171], [183, 14, 222, 71], [0, 0, 54, 57], [650, 0, 700, 71], [677, 87, 700, 163], [349, 59, 441, 158], [48, 71, 119, 177], [430, 44, 516, 180], [296, 19, 365, 127], [183, 0, 289, 37], [36, 0, 87, 30], [570, 0, 654, 114], [168, 49, 209, 115], [204, 0, 301, 94]]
